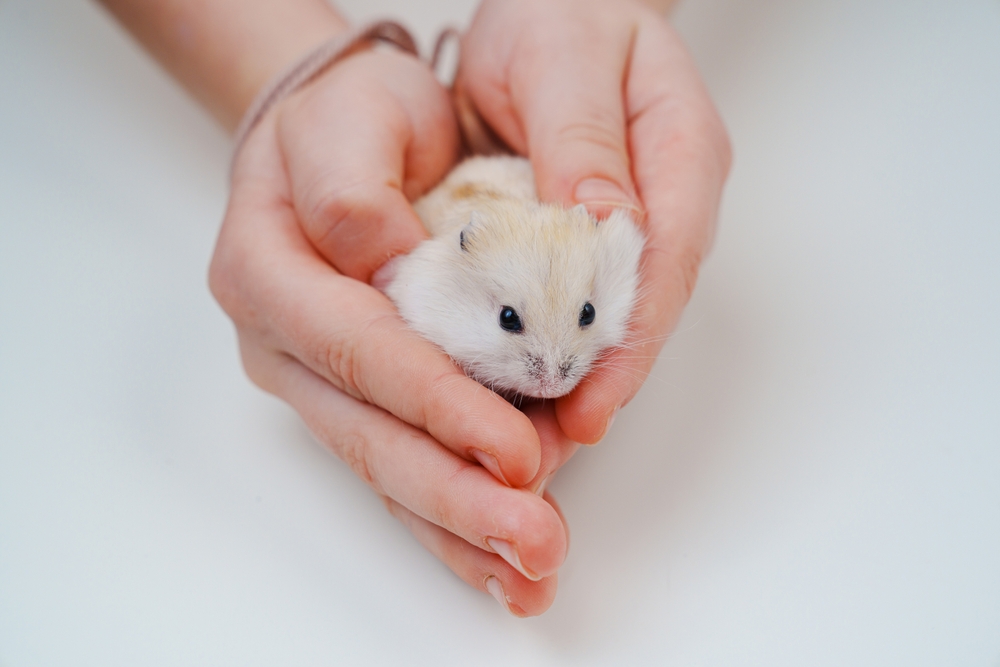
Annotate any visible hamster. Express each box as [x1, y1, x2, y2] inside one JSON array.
[[385, 156, 645, 399]]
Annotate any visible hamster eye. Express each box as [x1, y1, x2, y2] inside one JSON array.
[[579, 302, 596, 327], [498, 306, 523, 333]]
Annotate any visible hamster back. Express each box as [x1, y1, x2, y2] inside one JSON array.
[[385, 156, 644, 399]]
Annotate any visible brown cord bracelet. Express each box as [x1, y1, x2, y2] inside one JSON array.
[[230, 19, 511, 178], [230, 20, 419, 176]]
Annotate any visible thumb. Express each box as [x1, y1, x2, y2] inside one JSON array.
[[506, 16, 640, 217], [277, 51, 459, 283]]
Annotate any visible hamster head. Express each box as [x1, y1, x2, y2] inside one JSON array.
[[388, 199, 645, 399]]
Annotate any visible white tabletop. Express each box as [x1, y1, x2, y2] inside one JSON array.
[[2, 0, 998, 664]]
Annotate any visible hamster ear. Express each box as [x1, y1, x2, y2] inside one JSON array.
[[597, 209, 646, 270], [459, 210, 484, 252]]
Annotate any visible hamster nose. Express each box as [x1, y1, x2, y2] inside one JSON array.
[[526, 354, 545, 379]]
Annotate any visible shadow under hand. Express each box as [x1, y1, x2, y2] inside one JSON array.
[[527, 259, 769, 652]]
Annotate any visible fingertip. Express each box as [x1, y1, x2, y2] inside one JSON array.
[[495, 573, 559, 618], [504, 494, 568, 579], [555, 391, 612, 445], [471, 449, 510, 487], [555, 366, 635, 445], [463, 396, 542, 488], [492, 438, 541, 489], [384, 497, 558, 616], [411, 362, 542, 488], [532, 151, 639, 217]]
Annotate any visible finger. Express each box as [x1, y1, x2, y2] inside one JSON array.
[[257, 350, 568, 581], [542, 489, 571, 557], [556, 18, 732, 444], [215, 120, 542, 486], [384, 498, 559, 617], [461, 1, 640, 215], [522, 401, 581, 496], [277, 49, 460, 283]]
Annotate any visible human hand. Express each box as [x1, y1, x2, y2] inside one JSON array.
[[458, 0, 732, 443], [210, 46, 572, 615]]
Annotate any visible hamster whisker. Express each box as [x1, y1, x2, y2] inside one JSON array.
[[592, 354, 655, 377], [614, 333, 679, 350], [589, 361, 677, 391], [578, 372, 633, 406], [385, 155, 645, 402]]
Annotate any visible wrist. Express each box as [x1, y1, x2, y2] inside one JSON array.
[[98, 0, 351, 131], [230, 9, 351, 131], [232, 22, 421, 172]]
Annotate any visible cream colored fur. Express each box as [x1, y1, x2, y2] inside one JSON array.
[[386, 156, 644, 399]]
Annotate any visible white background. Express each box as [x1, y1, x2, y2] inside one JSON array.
[[2, 0, 999, 664]]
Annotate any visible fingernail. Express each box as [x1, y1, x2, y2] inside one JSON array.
[[471, 449, 510, 486], [574, 178, 634, 208], [486, 537, 541, 581], [484, 575, 511, 613], [533, 473, 553, 497]]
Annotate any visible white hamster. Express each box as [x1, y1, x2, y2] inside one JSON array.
[[385, 156, 644, 399]]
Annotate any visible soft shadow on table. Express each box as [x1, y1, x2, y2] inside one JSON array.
[[521, 0, 782, 649], [527, 268, 765, 649]]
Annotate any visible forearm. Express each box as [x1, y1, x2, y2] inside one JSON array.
[[97, 0, 349, 130]]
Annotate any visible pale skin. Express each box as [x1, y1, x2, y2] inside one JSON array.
[[99, 0, 730, 616]]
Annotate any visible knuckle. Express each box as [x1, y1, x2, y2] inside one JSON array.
[[414, 461, 468, 532], [206, 213, 264, 329], [420, 370, 464, 430], [673, 243, 704, 305], [716, 123, 734, 178], [207, 252, 231, 312], [319, 312, 394, 402], [306, 186, 356, 244], [305, 180, 385, 251], [321, 330, 363, 401], [207, 233, 242, 318], [338, 430, 378, 489], [553, 113, 628, 161], [237, 346, 268, 392], [426, 466, 466, 529], [233, 333, 278, 395], [526, 578, 559, 617], [207, 245, 267, 340]]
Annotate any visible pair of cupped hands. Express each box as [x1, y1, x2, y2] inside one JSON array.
[[211, 0, 729, 616]]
